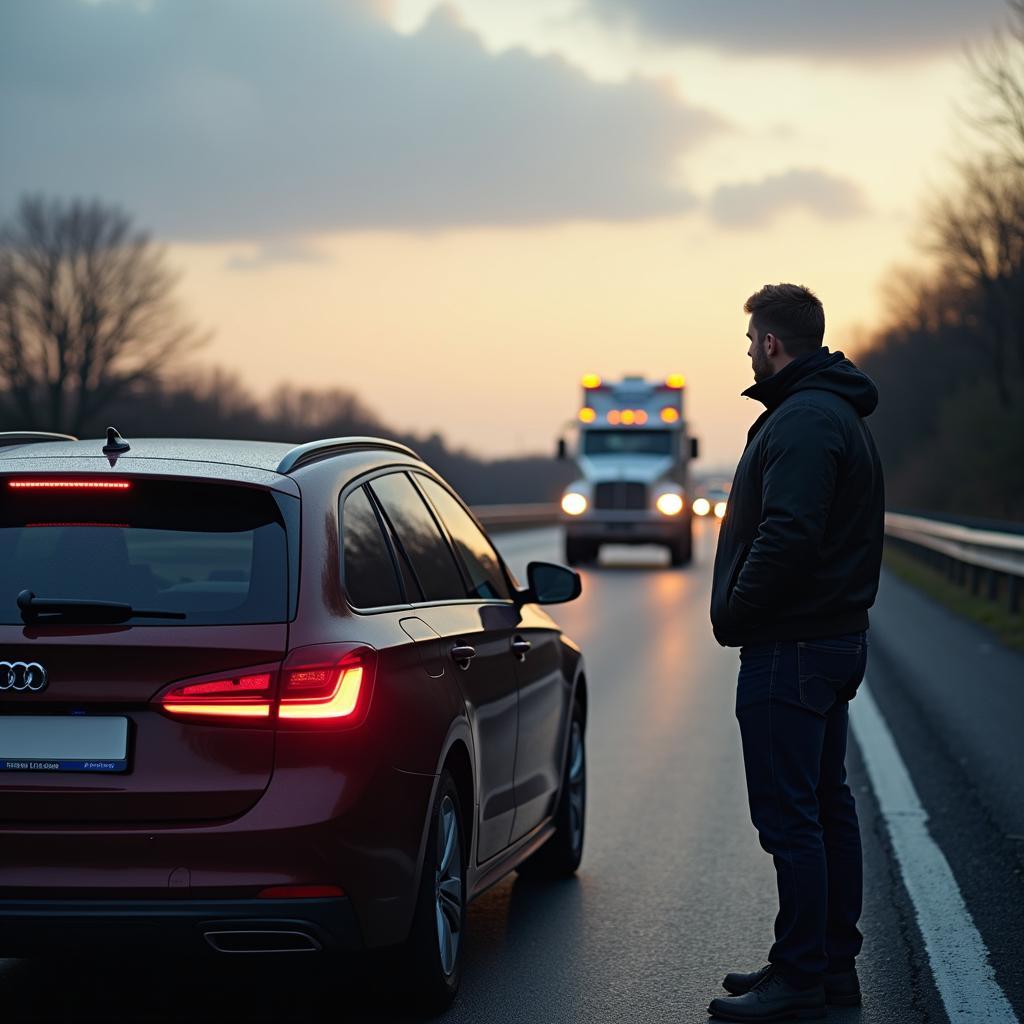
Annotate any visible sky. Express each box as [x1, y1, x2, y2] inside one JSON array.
[[0, 0, 1009, 468]]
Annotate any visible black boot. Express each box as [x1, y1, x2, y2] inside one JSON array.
[[723, 964, 860, 1007], [708, 967, 825, 1021]]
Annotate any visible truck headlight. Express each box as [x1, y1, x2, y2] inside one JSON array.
[[656, 493, 684, 516], [714, 500, 727, 519], [561, 492, 588, 516], [692, 497, 711, 517]]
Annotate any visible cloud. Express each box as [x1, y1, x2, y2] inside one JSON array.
[[709, 169, 867, 228], [0, 0, 722, 242], [225, 239, 329, 271], [584, 0, 1006, 57]]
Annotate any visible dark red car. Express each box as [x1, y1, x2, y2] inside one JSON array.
[[0, 432, 587, 1012]]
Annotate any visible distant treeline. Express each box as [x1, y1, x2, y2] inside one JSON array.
[[859, 282, 1024, 522], [0, 369, 576, 506], [857, 8, 1024, 523]]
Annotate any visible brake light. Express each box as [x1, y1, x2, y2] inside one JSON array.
[[8, 479, 131, 490], [160, 669, 276, 720], [156, 647, 376, 725], [26, 522, 131, 528], [279, 661, 364, 720]]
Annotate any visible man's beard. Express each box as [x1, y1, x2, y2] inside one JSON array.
[[751, 340, 773, 382]]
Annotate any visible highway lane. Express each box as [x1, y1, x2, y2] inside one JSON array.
[[1, 522, 1020, 1022]]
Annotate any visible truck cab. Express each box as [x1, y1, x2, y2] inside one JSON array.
[[557, 374, 698, 567]]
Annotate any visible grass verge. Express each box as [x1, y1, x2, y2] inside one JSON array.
[[883, 542, 1024, 653]]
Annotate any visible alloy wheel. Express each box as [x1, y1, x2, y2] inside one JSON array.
[[567, 720, 585, 854], [434, 794, 463, 976]]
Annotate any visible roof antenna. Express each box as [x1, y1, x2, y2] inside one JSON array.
[[102, 426, 130, 467]]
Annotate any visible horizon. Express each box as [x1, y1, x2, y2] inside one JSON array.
[[1, 0, 1006, 464]]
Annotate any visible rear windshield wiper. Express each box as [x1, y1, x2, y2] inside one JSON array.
[[17, 589, 187, 624]]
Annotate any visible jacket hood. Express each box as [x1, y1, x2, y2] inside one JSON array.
[[741, 347, 878, 417]]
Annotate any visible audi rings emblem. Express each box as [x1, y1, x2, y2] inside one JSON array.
[[0, 662, 48, 692]]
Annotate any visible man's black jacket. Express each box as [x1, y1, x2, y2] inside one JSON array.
[[710, 347, 885, 647]]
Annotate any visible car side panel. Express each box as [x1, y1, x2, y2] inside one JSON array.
[[418, 602, 521, 863], [508, 604, 574, 842]]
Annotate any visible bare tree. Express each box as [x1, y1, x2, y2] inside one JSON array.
[[929, 158, 1024, 406], [927, 3, 1024, 407], [964, 0, 1024, 169], [0, 196, 204, 435]]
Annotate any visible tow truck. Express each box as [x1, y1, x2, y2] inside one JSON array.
[[557, 374, 699, 567]]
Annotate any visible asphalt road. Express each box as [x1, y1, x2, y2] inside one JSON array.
[[2, 522, 1022, 1023]]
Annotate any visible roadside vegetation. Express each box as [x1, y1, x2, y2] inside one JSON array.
[[859, 1, 1024, 522]]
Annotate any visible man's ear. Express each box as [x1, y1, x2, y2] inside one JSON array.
[[764, 332, 778, 356]]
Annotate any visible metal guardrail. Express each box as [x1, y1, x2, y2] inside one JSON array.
[[471, 504, 1024, 613], [472, 503, 559, 530], [884, 511, 1024, 614]]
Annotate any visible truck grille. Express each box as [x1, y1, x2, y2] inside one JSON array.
[[593, 482, 648, 510]]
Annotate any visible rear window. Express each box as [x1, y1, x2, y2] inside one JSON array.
[[0, 478, 296, 625]]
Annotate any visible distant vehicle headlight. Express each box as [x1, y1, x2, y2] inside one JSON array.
[[714, 500, 727, 519], [692, 497, 711, 517], [656, 492, 684, 516], [561, 492, 588, 516]]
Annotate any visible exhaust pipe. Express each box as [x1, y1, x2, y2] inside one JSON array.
[[204, 929, 322, 953]]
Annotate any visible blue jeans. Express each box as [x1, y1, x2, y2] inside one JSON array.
[[736, 631, 867, 987]]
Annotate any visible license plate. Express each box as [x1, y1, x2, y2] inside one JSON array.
[[0, 716, 129, 772]]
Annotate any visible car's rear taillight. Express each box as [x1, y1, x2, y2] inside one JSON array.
[[278, 645, 376, 724], [159, 667, 278, 720], [156, 646, 376, 726]]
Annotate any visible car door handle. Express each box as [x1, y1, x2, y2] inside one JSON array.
[[511, 637, 531, 659], [450, 643, 476, 668]]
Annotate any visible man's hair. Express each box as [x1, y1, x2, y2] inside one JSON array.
[[744, 283, 825, 357]]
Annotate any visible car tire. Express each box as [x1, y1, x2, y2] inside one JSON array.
[[565, 538, 596, 566], [516, 700, 586, 880], [668, 526, 692, 567], [400, 770, 466, 1015], [564, 537, 580, 566]]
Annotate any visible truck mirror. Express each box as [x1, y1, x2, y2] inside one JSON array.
[[556, 438, 567, 460], [690, 437, 699, 460]]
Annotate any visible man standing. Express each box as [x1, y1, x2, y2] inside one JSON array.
[[708, 284, 885, 1022]]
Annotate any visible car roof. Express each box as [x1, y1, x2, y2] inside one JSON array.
[[0, 435, 422, 495], [0, 435, 418, 471]]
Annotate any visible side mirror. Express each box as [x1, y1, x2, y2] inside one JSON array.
[[556, 438, 567, 460], [522, 561, 581, 605], [690, 437, 699, 460]]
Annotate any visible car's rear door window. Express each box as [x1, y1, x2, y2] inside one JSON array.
[[0, 478, 294, 625], [368, 473, 465, 603], [416, 476, 511, 600], [342, 486, 404, 609]]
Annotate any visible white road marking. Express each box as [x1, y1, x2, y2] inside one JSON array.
[[851, 680, 1019, 1024]]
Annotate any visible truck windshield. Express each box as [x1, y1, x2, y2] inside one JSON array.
[[0, 478, 296, 625], [583, 430, 673, 456]]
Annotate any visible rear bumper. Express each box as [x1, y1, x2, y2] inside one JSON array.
[[0, 760, 437, 950], [0, 896, 361, 956]]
